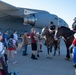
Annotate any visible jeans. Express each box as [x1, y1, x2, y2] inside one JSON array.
[[23, 45, 27, 55]]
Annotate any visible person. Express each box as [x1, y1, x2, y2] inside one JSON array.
[[36, 32, 43, 57], [2, 31, 8, 63], [7, 34, 17, 64], [35, 32, 40, 57], [69, 33, 76, 67], [72, 17, 76, 32], [38, 33, 43, 52], [0, 32, 9, 75], [2, 31, 8, 49], [20, 34, 24, 51], [30, 28, 38, 60], [13, 30, 18, 53], [22, 31, 28, 56], [49, 21, 56, 36]]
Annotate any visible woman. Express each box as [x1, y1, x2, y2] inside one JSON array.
[[7, 34, 17, 64]]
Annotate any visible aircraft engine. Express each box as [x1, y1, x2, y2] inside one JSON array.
[[24, 11, 58, 28], [24, 14, 36, 26]]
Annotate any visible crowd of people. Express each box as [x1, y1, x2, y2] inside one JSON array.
[[0, 30, 21, 75], [0, 28, 43, 75], [0, 18, 76, 74]]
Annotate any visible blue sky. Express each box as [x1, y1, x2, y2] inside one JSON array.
[[2, 0, 76, 28]]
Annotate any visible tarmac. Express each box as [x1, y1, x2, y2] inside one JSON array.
[[8, 38, 75, 75]]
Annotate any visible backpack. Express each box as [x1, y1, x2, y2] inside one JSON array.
[[8, 39, 14, 48]]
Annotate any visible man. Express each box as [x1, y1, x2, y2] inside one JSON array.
[[49, 21, 56, 36], [30, 28, 38, 60], [22, 31, 28, 56], [49, 21, 58, 56], [72, 17, 76, 32], [2, 31, 8, 63]]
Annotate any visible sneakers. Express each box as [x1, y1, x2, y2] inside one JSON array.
[[73, 63, 76, 68], [14, 51, 17, 54], [39, 50, 43, 52], [13, 61, 17, 64], [22, 54, 28, 56], [31, 54, 38, 60]]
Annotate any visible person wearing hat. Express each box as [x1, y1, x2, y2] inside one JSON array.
[[69, 33, 76, 67], [72, 17, 76, 32]]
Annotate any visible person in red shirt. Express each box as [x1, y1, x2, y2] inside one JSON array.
[[69, 33, 76, 67], [69, 33, 76, 48], [30, 28, 38, 60]]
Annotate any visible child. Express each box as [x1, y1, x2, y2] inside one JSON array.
[[7, 34, 17, 64]]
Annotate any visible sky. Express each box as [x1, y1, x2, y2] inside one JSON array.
[[2, 0, 76, 28]]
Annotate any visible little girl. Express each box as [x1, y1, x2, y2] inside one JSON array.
[[7, 34, 17, 64]]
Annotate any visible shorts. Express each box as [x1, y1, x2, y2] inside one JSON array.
[[8, 48, 15, 51], [31, 43, 37, 51]]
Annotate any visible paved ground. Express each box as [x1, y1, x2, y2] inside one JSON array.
[[8, 38, 75, 75]]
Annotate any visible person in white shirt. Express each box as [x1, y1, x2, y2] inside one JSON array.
[[0, 33, 4, 57], [13, 30, 18, 53], [0, 32, 9, 75], [7, 34, 17, 64], [13, 31, 18, 41]]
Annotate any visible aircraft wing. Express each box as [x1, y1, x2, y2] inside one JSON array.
[[0, 1, 18, 11], [0, 1, 37, 18], [0, 1, 18, 17]]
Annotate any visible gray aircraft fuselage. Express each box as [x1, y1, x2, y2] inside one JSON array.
[[0, 1, 68, 36]]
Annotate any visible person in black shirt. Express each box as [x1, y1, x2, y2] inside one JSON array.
[[72, 17, 76, 32], [49, 21, 56, 36]]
